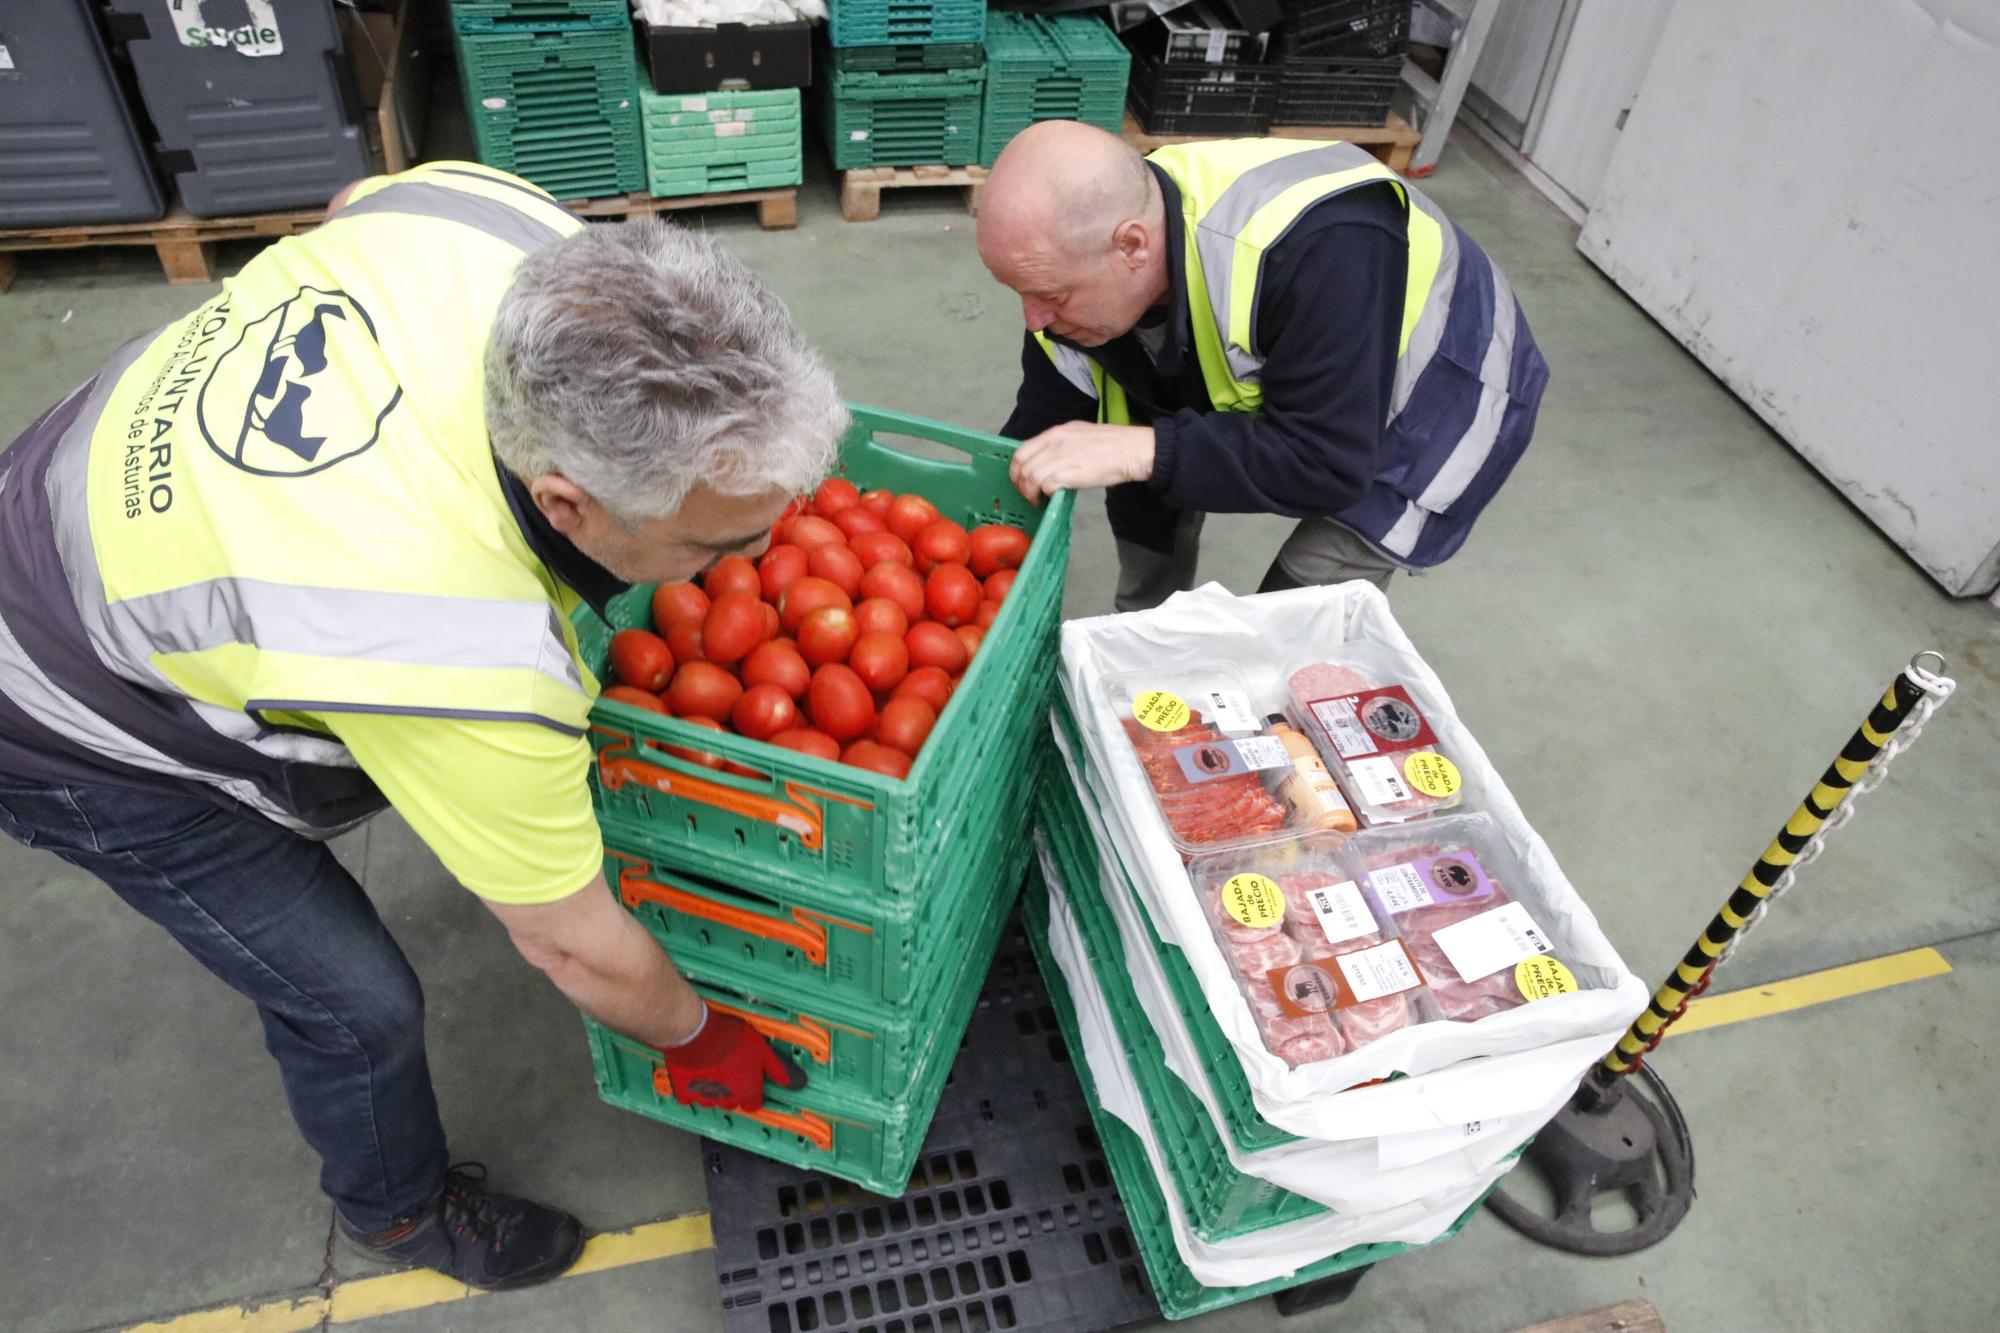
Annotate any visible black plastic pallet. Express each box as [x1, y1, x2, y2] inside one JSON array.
[[704, 917, 1161, 1333]]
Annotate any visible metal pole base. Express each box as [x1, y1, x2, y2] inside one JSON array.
[[1485, 1062, 1695, 1256]]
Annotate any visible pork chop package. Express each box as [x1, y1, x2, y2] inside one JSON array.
[[1286, 642, 1466, 825], [1060, 582, 1648, 1141], [1101, 663, 1308, 855], [1188, 836, 1441, 1068]]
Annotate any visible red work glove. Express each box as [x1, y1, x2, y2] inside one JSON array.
[[659, 1006, 808, 1113]]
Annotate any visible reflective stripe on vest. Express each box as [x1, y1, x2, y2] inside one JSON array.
[[0, 162, 591, 832]]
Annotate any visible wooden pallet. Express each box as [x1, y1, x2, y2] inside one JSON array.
[[562, 188, 799, 230], [0, 204, 325, 293], [1121, 110, 1425, 173], [839, 165, 989, 223]]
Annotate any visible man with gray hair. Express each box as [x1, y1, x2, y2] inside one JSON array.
[[980, 121, 1546, 609], [0, 162, 845, 1289]]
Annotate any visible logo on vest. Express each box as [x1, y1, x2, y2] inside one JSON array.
[[196, 287, 402, 477]]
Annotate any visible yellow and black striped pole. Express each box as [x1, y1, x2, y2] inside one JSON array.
[[1582, 659, 1938, 1103]]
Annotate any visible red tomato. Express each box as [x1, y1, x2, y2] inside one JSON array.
[[956, 624, 985, 659], [806, 543, 865, 599], [785, 515, 846, 550], [905, 621, 968, 675], [731, 683, 800, 741], [760, 602, 781, 643], [741, 639, 810, 699], [974, 599, 1002, 629], [780, 577, 853, 633], [885, 494, 940, 543], [876, 696, 937, 757], [968, 524, 1031, 579], [609, 629, 674, 691], [758, 545, 809, 603], [831, 506, 886, 540], [664, 619, 705, 666], [664, 716, 727, 770], [601, 684, 668, 713], [984, 568, 1017, 604], [700, 592, 765, 667], [770, 728, 841, 762], [911, 517, 972, 575], [812, 477, 861, 517], [798, 606, 859, 668], [849, 530, 913, 571], [808, 664, 876, 742], [859, 563, 925, 623], [666, 661, 743, 722], [841, 739, 911, 779], [704, 554, 760, 601], [924, 563, 982, 627], [860, 489, 896, 517], [651, 582, 709, 631], [853, 597, 909, 639], [848, 630, 909, 694], [892, 666, 953, 713]]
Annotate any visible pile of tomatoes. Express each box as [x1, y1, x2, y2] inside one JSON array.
[[598, 477, 1030, 781]]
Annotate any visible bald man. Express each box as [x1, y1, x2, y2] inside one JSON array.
[[979, 122, 1547, 610]]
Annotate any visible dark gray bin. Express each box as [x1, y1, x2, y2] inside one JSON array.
[[0, 0, 166, 227], [103, 0, 369, 218]]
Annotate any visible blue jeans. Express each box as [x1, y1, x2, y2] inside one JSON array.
[[0, 773, 446, 1232]]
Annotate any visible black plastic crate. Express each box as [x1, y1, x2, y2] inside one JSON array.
[[1128, 56, 1279, 136], [703, 916, 1162, 1333], [1276, 0, 1410, 58], [1272, 53, 1400, 126]]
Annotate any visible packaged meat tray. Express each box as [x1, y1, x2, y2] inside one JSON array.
[[1189, 837, 1439, 1068], [1104, 664, 1309, 855], [1286, 643, 1467, 826], [1347, 814, 1579, 1022]]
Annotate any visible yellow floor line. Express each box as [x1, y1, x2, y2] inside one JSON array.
[[1666, 946, 1953, 1036], [121, 1213, 713, 1333]]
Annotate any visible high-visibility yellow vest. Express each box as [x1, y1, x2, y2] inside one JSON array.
[[0, 162, 593, 832], [1036, 139, 1540, 567]]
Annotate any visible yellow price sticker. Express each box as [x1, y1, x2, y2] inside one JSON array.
[[1403, 751, 1462, 798], [1516, 957, 1578, 1002], [1132, 689, 1191, 733], [1221, 873, 1285, 930]]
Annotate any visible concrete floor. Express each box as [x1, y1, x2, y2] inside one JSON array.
[[3, 125, 1997, 1333]]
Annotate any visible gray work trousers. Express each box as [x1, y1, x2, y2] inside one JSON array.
[[1114, 514, 1400, 614]]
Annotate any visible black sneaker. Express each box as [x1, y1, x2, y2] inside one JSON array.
[[337, 1163, 585, 1291]]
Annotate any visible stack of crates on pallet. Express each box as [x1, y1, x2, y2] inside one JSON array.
[[1025, 582, 1648, 1314], [818, 3, 987, 169], [1123, 1, 1281, 136], [448, 0, 643, 200], [639, 89, 804, 198], [574, 407, 1074, 1195], [1268, 0, 1410, 126], [979, 12, 1131, 166]]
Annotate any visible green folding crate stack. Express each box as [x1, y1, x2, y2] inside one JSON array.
[[639, 89, 803, 198], [816, 58, 986, 170], [571, 407, 1073, 1195], [979, 12, 1132, 165], [449, 1, 643, 200]]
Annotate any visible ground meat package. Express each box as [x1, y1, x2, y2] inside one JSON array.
[[1286, 642, 1466, 825], [1060, 582, 1648, 1141]]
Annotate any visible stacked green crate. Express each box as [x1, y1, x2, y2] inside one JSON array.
[[980, 12, 1131, 165], [573, 407, 1074, 1195], [827, 0, 987, 48], [450, 7, 643, 200], [816, 62, 985, 169], [640, 89, 803, 198]]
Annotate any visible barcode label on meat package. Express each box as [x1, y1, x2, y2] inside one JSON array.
[[1334, 940, 1424, 1003], [1349, 755, 1414, 808], [1307, 880, 1376, 946], [1309, 686, 1436, 761], [1171, 736, 1290, 784], [1309, 696, 1376, 758], [1432, 903, 1553, 982], [1368, 862, 1434, 914], [1203, 688, 1261, 735]]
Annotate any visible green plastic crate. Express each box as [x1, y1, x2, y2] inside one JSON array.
[[980, 12, 1131, 164], [577, 406, 1072, 901], [828, 42, 984, 73], [817, 68, 985, 169], [596, 716, 1040, 1007], [1021, 870, 1488, 1320], [585, 869, 1024, 1194], [646, 160, 804, 198], [644, 136, 802, 167], [640, 87, 802, 133], [456, 27, 643, 199], [450, 0, 628, 32], [645, 117, 803, 143], [827, 0, 987, 48]]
